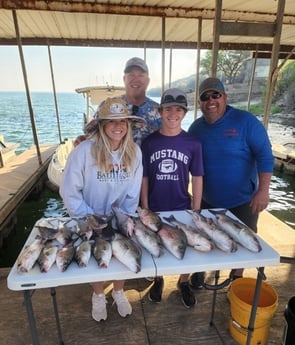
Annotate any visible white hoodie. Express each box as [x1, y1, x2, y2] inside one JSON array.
[[60, 138, 142, 217]]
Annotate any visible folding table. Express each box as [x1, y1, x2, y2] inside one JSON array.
[[7, 210, 280, 345]]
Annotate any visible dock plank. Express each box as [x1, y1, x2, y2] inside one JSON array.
[[0, 211, 294, 344], [272, 143, 289, 160], [0, 144, 57, 225]]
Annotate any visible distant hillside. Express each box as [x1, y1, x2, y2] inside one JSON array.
[[148, 74, 266, 105], [147, 74, 196, 97]]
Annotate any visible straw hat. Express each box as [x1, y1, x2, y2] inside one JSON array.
[[97, 97, 146, 126]]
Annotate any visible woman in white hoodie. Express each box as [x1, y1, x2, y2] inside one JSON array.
[[60, 97, 145, 322]]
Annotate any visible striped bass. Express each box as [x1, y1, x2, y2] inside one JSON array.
[[17, 235, 44, 273], [75, 240, 92, 267], [36, 220, 73, 245], [92, 238, 112, 268], [137, 207, 162, 232], [209, 209, 262, 253], [56, 242, 75, 272], [133, 218, 164, 258], [163, 214, 214, 252], [111, 233, 142, 273], [190, 211, 238, 253], [112, 205, 135, 237], [158, 223, 187, 260], [38, 241, 59, 272]]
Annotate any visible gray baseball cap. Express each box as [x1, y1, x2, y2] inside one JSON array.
[[199, 77, 225, 97], [124, 57, 149, 74], [160, 88, 188, 110]]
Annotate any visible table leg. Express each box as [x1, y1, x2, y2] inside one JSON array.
[[245, 267, 265, 345], [50, 288, 64, 345], [209, 270, 219, 325], [23, 290, 39, 345], [208, 271, 226, 344]]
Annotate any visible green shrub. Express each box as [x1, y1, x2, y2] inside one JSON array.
[[237, 103, 282, 116]]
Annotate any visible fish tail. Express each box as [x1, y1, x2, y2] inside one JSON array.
[[111, 199, 120, 208], [163, 215, 176, 223], [231, 241, 239, 253], [208, 209, 227, 215], [185, 209, 194, 215], [254, 241, 263, 253]]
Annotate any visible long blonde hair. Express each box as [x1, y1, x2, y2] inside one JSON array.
[[91, 120, 137, 173]]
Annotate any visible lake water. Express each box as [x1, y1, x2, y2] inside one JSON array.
[[0, 91, 294, 267]]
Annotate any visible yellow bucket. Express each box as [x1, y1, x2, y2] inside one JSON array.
[[228, 277, 278, 345]]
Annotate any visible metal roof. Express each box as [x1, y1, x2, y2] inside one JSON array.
[[0, 0, 294, 53]]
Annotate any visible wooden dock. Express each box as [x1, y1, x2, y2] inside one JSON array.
[[0, 144, 57, 241], [1, 211, 295, 345], [272, 142, 295, 176]]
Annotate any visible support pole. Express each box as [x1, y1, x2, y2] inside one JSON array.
[[169, 43, 172, 88], [48, 45, 62, 144], [247, 48, 258, 112], [161, 16, 166, 93], [12, 9, 42, 165], [143, 41, 147, 61], [211, 0, 222, 76], [263, 0, 286, 130], [194, 17, 202, 119]]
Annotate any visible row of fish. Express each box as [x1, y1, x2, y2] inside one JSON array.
[[137, 207, 262, 255], [190, 210, 262, 254], [16, 207, 262, 274]]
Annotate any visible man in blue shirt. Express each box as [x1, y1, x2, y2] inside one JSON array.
[[188, 77, 274, 286]]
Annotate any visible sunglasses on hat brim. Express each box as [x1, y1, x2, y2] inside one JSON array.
[[161, 94, 187, 107]]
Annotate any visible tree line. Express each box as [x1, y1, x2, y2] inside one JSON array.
[[149, 50, 295, 113]]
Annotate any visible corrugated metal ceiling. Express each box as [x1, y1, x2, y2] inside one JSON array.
[[0, 0, 294, 52]]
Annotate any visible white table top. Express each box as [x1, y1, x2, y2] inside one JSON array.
[[7, 210, 280, 291]]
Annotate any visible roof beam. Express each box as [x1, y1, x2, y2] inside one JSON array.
[[0, 1, 295, 24], [220, 22, 275, 37], [0, 37, 294, 53], [254, 52, 295, 59]]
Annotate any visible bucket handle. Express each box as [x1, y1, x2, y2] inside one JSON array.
[[230, 317, 249, 335], [203, 277, 232, 290], [203, 269, 267, 291]]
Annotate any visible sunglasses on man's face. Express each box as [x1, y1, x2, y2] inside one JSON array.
[[200, 91, 223, 102]]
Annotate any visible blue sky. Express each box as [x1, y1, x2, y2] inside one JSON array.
[[0, 46, 198, 92]]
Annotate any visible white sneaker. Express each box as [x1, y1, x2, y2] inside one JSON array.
[[92, 293, 107, 322], [111, 289, 132, 317]]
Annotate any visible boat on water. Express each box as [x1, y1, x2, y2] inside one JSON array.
[[0, 134, 19, 168], [75, 84, 125, 123], [46, 84, 125, 190]]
